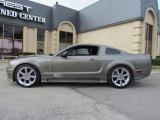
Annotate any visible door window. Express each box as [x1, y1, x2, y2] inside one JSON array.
[[61, 46, 99, 56]]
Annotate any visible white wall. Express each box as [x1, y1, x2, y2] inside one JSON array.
[[78, 21, 142, 54]]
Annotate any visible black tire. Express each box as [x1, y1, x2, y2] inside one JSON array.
[[107, 65, 133, 89], [14, 64, 41, 88]]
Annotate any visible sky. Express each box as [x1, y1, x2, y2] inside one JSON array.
[[30, 0, 160, 10], [29, 0, 99, 10]]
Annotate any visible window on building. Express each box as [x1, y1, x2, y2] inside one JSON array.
[[14, 26, 23, 39], [37, 30, 45, 54], [0, 24, 3, 37], [146, 24, 153, 41], [145, 24, 153, 55], [13, 40, 23, 56], [0, 39, 13, 56], [0, 24, 23, 56], [4, 24, 13, 38], [14, 26, 23, 56], [67, 32, 73, 48], [59, 31, 73, 51], [106, 48, 121, 54]]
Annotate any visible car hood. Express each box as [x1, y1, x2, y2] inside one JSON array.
[[18, 55, 50, 59], [10, 55, 53, 63]]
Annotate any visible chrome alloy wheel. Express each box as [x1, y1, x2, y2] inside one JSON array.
[[111, 67, 130, 87], [17, 66, 37, 87]]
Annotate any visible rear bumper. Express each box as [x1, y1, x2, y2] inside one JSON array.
[[6, 67, 14, 82], [134, 69, 151, 80]]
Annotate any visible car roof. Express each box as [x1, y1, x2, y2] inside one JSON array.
[[72, 43, 107, 48]]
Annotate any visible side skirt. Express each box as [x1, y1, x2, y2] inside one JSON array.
[[42, 78, 107, 83]]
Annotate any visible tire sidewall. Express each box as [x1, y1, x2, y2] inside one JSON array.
[[108, 66, 132, 89], [14, 64, 41, 88]]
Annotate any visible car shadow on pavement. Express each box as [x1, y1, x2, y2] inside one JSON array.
[[7, 79, 153, 89], [129, 81, 153, 89], [37, 81, 151, 89], [38, 82, 109, 88], [36, 75, 156, 89]]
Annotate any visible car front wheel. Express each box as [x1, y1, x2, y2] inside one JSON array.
[[14, 64, 41, 87], [108, 66, 132, 88]]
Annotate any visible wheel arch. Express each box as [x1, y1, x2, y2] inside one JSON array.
[[105, 62, 135, 81], [13, 63, 41, 82]]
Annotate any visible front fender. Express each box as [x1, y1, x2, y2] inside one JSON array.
[[10, 60, 42, 81]]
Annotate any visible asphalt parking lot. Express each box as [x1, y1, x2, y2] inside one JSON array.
[[0, 62, 160, 120]]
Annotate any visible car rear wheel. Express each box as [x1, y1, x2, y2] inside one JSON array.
[[108, 66, 132, 88], [14, 64, 41, 87]]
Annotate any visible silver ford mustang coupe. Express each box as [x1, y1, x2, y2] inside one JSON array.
[[6, 44, 152, 88]]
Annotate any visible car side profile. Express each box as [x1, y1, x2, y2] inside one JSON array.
[[6, 44, 152, 88]]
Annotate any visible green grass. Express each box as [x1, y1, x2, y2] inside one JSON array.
[[156, 56, 160, 59], [152, 65, 160, 69]]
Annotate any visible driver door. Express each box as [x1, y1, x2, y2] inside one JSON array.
[[52, 45, 103, 80]]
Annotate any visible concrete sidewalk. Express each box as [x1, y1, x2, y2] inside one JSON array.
[[152, 69, 160, 74], [0, 62, 8, 71]]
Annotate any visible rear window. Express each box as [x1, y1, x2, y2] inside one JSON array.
[[105, 48, 121, 54]]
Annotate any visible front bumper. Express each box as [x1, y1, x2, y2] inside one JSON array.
[[6, 67, 14, 82]]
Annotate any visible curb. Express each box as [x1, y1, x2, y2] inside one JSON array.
[[0, 61, 9, 63]]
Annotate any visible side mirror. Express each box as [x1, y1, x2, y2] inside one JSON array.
[[61, 51, 68, 58]]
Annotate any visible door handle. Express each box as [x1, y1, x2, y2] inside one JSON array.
[[90, 59, 97, 61]]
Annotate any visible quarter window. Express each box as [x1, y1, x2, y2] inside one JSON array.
[[106, 48, 121, 54]]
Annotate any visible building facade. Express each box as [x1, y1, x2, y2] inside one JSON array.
[[0, 0, 160, 58]]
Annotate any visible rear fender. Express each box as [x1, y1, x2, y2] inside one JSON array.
[[104, 60, 136, 79]]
